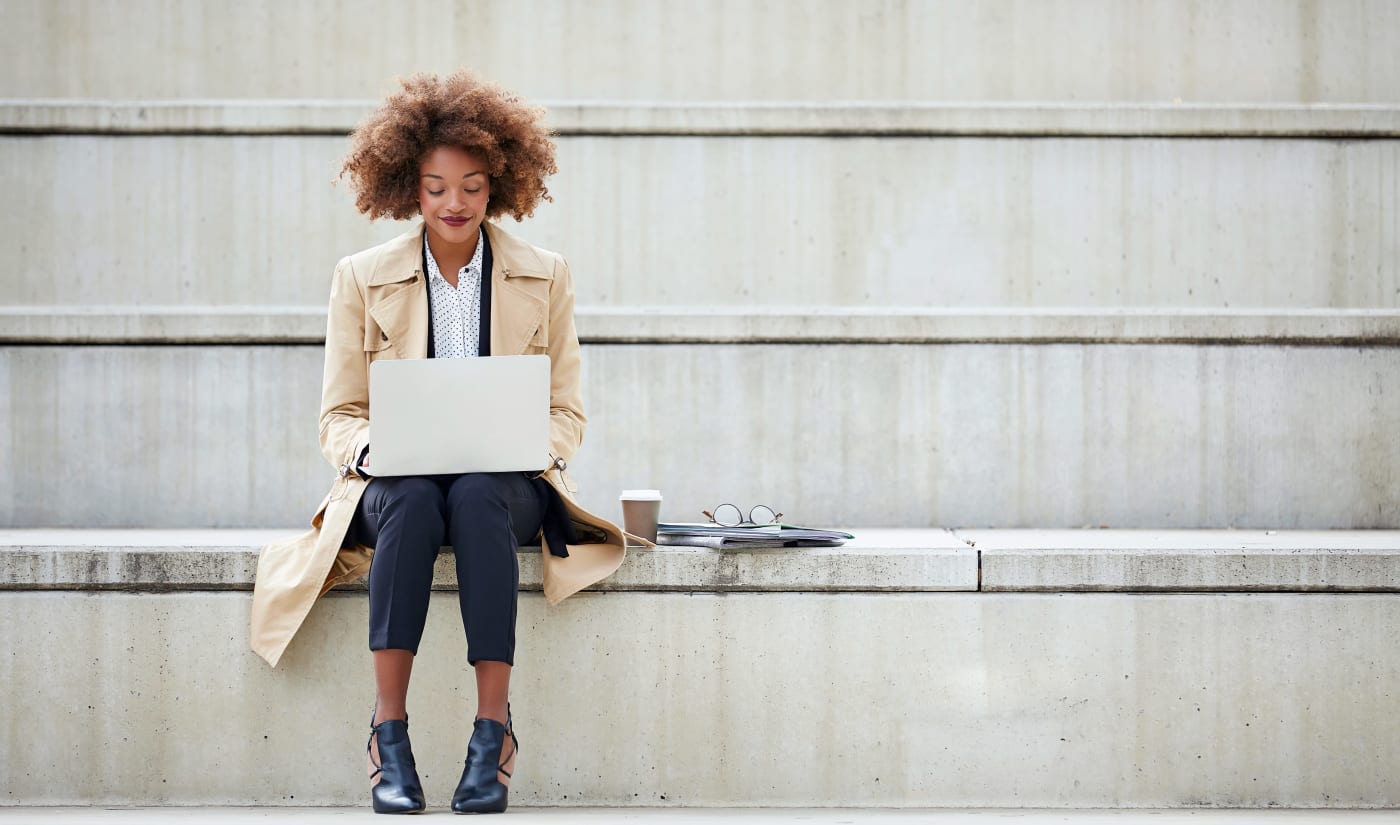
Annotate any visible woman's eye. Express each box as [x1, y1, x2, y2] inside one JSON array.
[[428, 190, 445, 196], [466, 189, 481, 195]]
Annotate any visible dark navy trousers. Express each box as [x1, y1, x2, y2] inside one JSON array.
[[347, 472, 543, 665]]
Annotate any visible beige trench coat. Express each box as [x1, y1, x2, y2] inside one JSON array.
[[250, 220, 630, 667]]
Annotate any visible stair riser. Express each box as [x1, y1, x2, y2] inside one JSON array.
[[4, 0, 1397, 102], [4, 135, 1398, 308], [3, 343, 1396, 528], [1, 591, 1396, 806]]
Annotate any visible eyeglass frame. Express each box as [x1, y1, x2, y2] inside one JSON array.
[[702, 503, 784, 527]]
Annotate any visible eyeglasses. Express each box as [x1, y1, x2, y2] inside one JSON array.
[[702, 503, 784, 527]]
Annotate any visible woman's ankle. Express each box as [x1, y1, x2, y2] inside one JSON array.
[[475, 703, 510, 725], [374, 703, 408, 725]]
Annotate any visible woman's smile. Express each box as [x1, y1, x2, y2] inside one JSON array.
[[419, 145, 491, 257]]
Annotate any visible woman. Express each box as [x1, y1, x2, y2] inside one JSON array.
[[250, 71, 631, 814]]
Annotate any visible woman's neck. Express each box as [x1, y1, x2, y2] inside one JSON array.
[[425, 225, 480, 273]]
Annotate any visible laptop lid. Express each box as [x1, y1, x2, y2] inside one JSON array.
[[368, 355, 551, 477]]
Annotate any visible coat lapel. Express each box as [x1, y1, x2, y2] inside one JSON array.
[[365, 225, 428, 361], [484, 222, 552, 356], [365, 220, 550, 360]]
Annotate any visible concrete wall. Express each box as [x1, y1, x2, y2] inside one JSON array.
[[2, 2, 1395, 534], [3, 3, 1397, 813], [3, 343, 1396, 529], [2, 590, 1396, 806], [3, 0, 1398, 102], [4, 134, 1398, 308]]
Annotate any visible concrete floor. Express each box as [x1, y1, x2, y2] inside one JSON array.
[[4, 810, 1397, 823]]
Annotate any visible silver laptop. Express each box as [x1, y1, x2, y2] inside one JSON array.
[[368, 355, 550, 476]]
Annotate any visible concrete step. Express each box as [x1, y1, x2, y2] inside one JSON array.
[[3, 0, 1397, 102], [6, 306, 1399, 345], [2, 529, 1397, 807], [1, 338, 1396, 529], [0, 528, 978, 594], [12, 808, 1400, 822], [6, 528, 1397, 594], [3, 128, 1398, 308], [9, 100, 1400, 137]]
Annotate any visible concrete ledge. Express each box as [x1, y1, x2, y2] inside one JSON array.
[[0, 528, 978, 593], [4, 529, 1398, 593], [5, 306, 1399, 345], [968, 529, 1400, 592], [4, 101, 1400, 138]]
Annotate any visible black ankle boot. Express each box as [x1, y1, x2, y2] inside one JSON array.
[[368, 715, 427, 814], [451, 712, 518, 814]]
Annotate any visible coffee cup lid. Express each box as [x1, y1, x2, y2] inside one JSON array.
[[619, 489, 663, 501]]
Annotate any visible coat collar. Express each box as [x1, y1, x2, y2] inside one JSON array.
[[365, 219, 554, 358], [366, 219, 553, 285]]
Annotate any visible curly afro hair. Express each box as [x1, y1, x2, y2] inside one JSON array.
[[339, 70, 558, 222]]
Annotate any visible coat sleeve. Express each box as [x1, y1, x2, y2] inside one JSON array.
[[318, 255, 372, 473], [546, 254, 587, 464]]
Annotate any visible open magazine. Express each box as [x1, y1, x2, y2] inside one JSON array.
[[656, 523, 853, 548]]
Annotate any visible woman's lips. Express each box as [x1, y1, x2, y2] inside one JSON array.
[[441, 217, 469, 227]]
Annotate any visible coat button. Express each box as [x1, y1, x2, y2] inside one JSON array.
[[381, 331, 388, 341]]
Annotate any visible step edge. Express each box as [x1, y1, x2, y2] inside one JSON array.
[[4, 307, 1399, 345], [4, 100, 1400, 138]]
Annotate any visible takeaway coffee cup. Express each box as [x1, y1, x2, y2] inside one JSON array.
[[619, 489, 663, 543]]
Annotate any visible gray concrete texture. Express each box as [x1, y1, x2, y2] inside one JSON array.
[[963, 528, 1400, 591], [4, 134, 1398, 309], [1, 343, 1397, 529], [10, 809, 1400, 823], [0, 528, 981, 593], [7, 307, 1400, 345], [1, 591, 1397, 806], [2, 0, 1398, 102], [4, 528, 1398, 593], [10, 100, 1400, 137]]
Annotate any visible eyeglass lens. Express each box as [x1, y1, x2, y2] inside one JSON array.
[[711, 503, 742, 526], [708, 504, 779, 526], [749, 505, 777, 524]]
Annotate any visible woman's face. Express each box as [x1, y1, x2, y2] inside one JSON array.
[[418, 145, 491, 248]]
